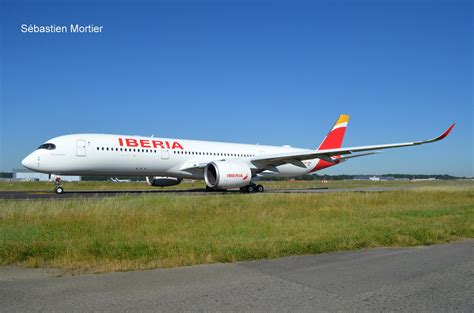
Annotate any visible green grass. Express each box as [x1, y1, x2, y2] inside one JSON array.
[[1, 184, 473, 274]]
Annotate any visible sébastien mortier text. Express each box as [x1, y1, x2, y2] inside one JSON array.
[[21, 24, 103, 33]]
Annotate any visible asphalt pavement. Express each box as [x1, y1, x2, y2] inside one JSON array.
[[0, 186, 415, 200], [1, 240, 472, 312]]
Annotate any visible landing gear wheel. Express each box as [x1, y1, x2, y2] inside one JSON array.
[[256, 185, 264, 192], [247, 185, 255, 193], [205, 185, 215, 192], [53, 176, 64, 195], [54, 186, 64, 195]]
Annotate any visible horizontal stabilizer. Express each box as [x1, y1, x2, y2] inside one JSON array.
[[339, 152, 379, 160]]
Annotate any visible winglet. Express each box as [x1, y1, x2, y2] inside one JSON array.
[[436, 123, 455, 141], [416, 123, 455, 145]]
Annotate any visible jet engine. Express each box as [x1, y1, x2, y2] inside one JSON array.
[[146, 176, 182, 187], [204, 161, 252, 189]]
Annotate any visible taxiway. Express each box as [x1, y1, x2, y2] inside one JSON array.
[[0, 186, 415, 200], [1, 240, 472, 312]]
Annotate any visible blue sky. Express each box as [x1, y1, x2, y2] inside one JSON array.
[[1, 0, 472, 176]]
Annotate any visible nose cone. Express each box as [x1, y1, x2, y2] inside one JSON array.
[[22, 154, 34, 170]]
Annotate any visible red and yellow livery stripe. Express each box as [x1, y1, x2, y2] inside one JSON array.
[[311, 114, 350, 172]]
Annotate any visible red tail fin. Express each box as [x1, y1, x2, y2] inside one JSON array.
[[310, 114, 350, 173], [317, 114, 349, 150]]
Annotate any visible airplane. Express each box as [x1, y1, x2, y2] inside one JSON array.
[[21, 114, 455, 194], [110, 177, 131, 183]]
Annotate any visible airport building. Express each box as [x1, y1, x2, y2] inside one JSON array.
[[12, 169, 81, 182]]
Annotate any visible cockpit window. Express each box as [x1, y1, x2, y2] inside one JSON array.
[[37, 143, 56, 150]]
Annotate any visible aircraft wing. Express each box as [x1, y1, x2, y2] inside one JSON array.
[[250, 124, 455, 168]]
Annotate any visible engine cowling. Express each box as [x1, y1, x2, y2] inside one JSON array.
[[204, 161, 251, 189], [146, 176, 182, 187]]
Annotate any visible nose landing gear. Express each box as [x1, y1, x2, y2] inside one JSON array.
[[53, 176, 64, 194], [54, 186, 64, 194]]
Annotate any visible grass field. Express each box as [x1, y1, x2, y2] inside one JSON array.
[[0, 181, 473, 274]]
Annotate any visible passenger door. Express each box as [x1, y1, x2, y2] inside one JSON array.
[[76, 140, 86, 157]]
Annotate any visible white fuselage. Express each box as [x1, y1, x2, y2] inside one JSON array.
[[21, 134, 319, 179]]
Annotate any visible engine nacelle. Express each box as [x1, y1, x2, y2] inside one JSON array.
[[146, 176, 182, 187], [204, 161, 251, 189]]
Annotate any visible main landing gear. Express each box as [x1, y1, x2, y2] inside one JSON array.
[[53, 176, 64, 195], [205, 184, 265, 193], [240, 184, 264, 193]]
